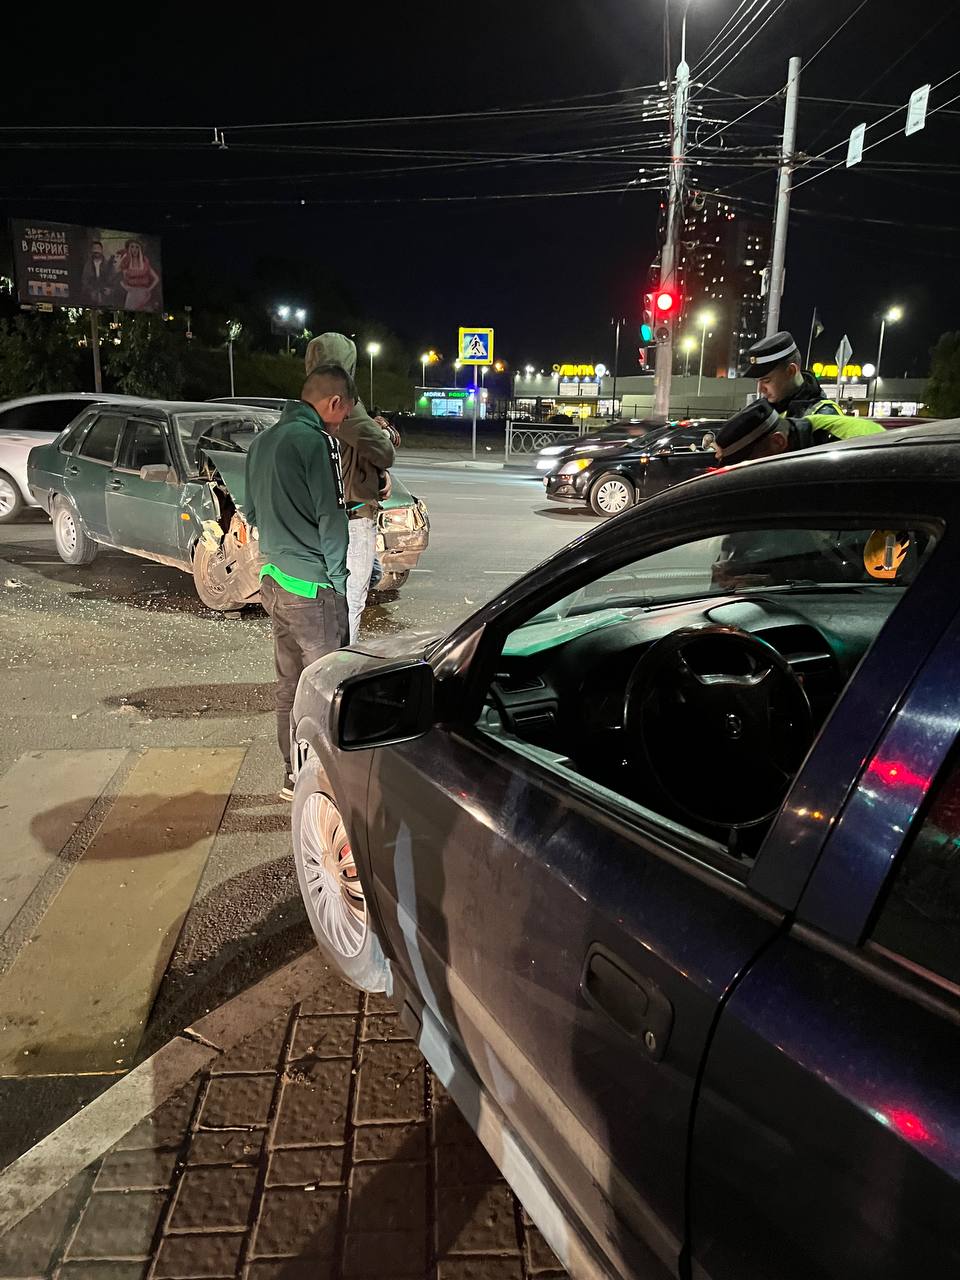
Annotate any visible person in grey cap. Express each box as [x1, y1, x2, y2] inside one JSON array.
[[304, 333, 399, 643], [706, 399, 883, 466], [742, 331, 841, 417]]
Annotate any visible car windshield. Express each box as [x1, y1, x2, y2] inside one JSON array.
[[173, 410, 280, 473], [526, 526, 934, 625]]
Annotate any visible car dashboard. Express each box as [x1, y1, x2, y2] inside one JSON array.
[[483, 587, 903, 851]]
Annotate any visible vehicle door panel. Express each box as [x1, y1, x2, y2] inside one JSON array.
[[107, 419, 182, 558], [368, 728, 784, 1276], [690, 611, 960, 1280], [66, 413, 126, 538], [643, 448, 713, 499]]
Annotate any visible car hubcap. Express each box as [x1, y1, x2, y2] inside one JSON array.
[[0, 478, 16, 516], [597, 481, 630, 513], [58, 510, 78, 553], [300, 792, 366, 958]]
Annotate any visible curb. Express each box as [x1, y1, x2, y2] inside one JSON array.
[[0, 950, 327, 1238]]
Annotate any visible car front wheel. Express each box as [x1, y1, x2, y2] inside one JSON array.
[[192, 539, 246, 612], [53, 497, 99, 564], [0, 471, 24, 524], [589, 472, 636, 516], [292, 756, 392, 993]]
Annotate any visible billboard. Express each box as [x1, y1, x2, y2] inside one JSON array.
[[11, 220, 163, 313]]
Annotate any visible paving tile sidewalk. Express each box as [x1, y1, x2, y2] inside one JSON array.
[[0, 960, 567, 1280]]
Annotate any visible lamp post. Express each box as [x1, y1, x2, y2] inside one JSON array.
[[454, 359, 461, 387], [870, 306, 903, 416], [697, 312, 715, 399], [681, 334, 697, 378], [365, 341, 381, 407], [420, 352, 429, 389], [226, 320, 242, 397]]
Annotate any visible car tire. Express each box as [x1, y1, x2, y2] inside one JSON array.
[[52, 497, 98, 565], [0, 470, 24, 524], [589, 472, 636, 517], [192, 539, 244, 612], [292, 756, 392, 993], [374, 569, 410, 593]]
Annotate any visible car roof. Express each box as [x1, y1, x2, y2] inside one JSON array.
[[118, 399, 282, 416], [0, 392, 144, 409], [628, 416, 960, 517]]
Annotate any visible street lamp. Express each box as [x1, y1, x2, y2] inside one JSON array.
[[454, 358, 462, 387], [295, 308, 306, 325], [366, 341, 381, 406], [870, 306, 903, 415], [421, 352, 430, 387], [524, 364, 534, 376], [681, 334, 698, 378], [226, 320, 242, 397], [697, 312, 715, 399]]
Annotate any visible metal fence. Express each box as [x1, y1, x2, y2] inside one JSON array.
[[504, 420, 580, 461]]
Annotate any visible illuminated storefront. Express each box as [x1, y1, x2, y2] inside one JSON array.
[[512, 361, 618, 420]]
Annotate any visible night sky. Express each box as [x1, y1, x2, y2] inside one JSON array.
[[1, 0, 958, 377]]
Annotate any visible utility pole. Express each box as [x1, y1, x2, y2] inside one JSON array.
[[765, 57, 801, 336], [611, 316, 624, 415], [89, 311, 102, 393], [653, 10, 690, 420]]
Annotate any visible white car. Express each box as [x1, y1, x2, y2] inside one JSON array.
[[0, 393, 139, 522]]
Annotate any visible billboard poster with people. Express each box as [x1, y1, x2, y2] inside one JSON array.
[[11, 220, 163, 313]]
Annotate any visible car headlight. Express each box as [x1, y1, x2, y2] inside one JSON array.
[[557, 458, 592, 476], [538, 444, 568, 457], [381, 508, 414, 529]]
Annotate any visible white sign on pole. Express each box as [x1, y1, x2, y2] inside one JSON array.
[[846, 123, 866, 168], [835, 334, 853, 372], [905, 84, 931, 137]]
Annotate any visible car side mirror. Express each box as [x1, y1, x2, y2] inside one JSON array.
[[139, 464, 176, 484], [335, 660, 434, 751]]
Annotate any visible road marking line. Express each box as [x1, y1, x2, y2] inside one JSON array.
[[0, 951, 330, 1235], [0, 751, 127, 937], [0, 747, 245, 1078]]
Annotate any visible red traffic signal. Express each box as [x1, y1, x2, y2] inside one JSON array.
[[655, 289, 679, 316]]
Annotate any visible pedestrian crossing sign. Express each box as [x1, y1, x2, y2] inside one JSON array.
[[458, 327, 494, 365]]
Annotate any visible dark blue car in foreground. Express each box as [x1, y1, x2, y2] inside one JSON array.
[[290, 421, 960, 1279]]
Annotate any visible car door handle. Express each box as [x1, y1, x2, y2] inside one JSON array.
[[581, 944, 673, 1062], [108, 479, 124, 491], [66, 465, 80, 476]]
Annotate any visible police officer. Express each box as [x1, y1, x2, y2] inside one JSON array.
[[743, 331, 841, 417], [707, 398, 883, 466]]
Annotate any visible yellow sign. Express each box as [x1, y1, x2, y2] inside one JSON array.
[[864, 530, 912, 580], [552, 363, 596, 377], [458, 327, 494, 365], [812, 362, 863, 378]]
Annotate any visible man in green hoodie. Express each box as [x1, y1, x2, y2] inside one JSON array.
[[245, 363, 356, 797]]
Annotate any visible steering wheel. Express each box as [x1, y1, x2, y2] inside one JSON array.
[[624, 625, 814, 829]]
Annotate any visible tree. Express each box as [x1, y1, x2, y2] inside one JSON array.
[[103, 313, 184, 398], [0, 312, 87, 397], [925, 332, 960, 418]]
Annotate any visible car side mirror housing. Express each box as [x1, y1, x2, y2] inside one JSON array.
[[335, 660, 434, 751], [139, 464, 176, 484]]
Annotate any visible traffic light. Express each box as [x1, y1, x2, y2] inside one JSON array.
[[641, 293, 655, 344], [638, 348, 647, 368], [654, 288, 679, 318]]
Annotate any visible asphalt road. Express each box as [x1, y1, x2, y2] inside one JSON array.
[[0, 464, 596, 1162]]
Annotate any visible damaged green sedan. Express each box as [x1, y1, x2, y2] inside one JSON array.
[[27, 399, 430, 611]]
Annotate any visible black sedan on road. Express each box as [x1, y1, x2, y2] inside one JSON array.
[[290, 421, 960, 1280], [543, 418, 723, 515]]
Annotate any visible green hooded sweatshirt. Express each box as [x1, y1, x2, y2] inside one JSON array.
[[244, 399, 349, 596]]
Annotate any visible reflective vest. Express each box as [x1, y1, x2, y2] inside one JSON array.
[[804, 413, 886, 446]]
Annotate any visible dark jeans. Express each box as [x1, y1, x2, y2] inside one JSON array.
[[260, 576, 348, 770]]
